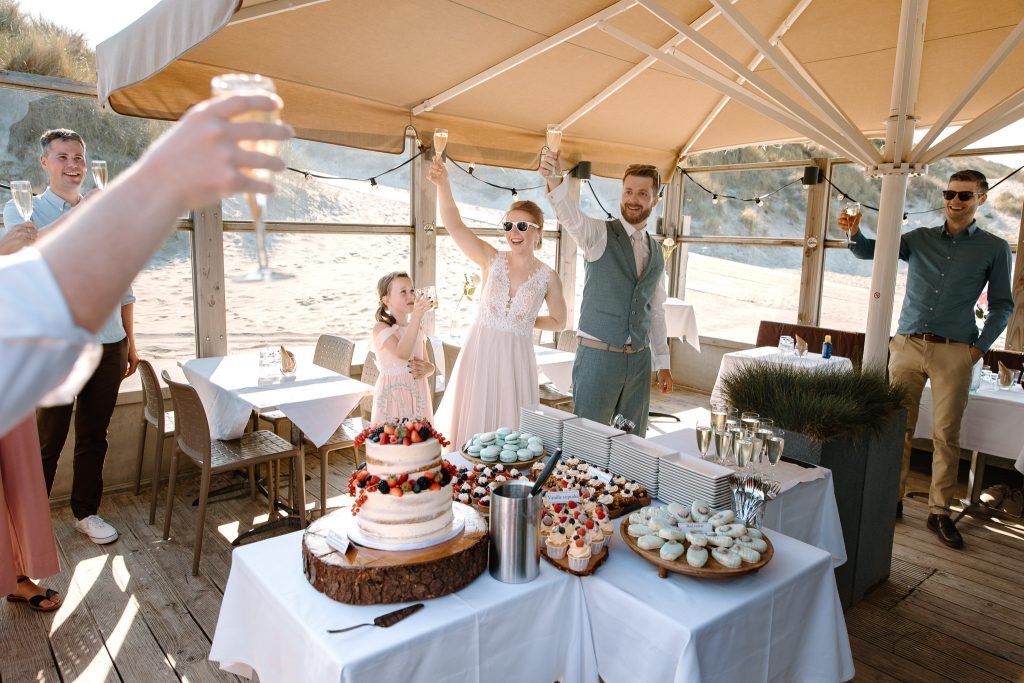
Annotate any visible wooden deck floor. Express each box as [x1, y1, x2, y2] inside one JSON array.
[[2, 389, 1022, 683]]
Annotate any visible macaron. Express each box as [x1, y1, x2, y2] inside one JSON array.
[[505, 431, 520, 442], [528, 443, 544, 455], [479, 432, 496, 445], [467, 444, 482, 455], [500, 451, 518, 463], [517, 448, 534, 461], [495, 428, 512, 438], [480, 445, 500, 461]]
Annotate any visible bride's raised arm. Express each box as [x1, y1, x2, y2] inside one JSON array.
[[427, 158, 496, 269]]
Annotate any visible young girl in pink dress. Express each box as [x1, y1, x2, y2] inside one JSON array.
[[371, 272, 436, 423]]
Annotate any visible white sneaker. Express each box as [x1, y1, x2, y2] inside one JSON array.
[[74, 515, 119, 544]]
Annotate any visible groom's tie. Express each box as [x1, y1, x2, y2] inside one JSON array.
[[630, 231, 648, 276]]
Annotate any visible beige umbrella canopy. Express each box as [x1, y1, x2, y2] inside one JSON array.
[[98, 0, 1024, 181]]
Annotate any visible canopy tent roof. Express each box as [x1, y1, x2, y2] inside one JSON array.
[[98, 0, 1024, 180]]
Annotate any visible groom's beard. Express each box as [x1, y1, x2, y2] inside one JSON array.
[[621, 203, 652, 226]]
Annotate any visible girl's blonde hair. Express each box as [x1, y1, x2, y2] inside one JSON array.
[[376, 271, 411, 327], [507, 200, 545, 250]]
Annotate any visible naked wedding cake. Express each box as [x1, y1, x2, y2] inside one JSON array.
[[348, 419, 456, 547]]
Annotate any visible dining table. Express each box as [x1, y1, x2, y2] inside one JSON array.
[[710, 346, 853, 404], [663, 297, 701, 351]]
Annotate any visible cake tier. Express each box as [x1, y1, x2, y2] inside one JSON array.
[[364, 438, 441, 476], [356, 486, 454, 544]]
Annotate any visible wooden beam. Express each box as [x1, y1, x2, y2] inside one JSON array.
[[412, 148, 437, 335], [1004, 200, 1024, 351], [797, 158, 830, 325], [412, 0, 636, 115], [0, 70, 95, 98], [660, 169, 685, 298], [190, 203, 227, 357], [228, 0, 330, 26], [918, 89, 1024, 165]]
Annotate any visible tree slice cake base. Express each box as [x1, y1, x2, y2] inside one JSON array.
[[540, 545, 609, 576], [303, 502, 488, 605]]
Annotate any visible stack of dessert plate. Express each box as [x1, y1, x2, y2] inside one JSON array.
[[561, 418, 624, 469], [657, 452, 733, 509], [608, 434, 674, 498], [519, 403, 576, 453]]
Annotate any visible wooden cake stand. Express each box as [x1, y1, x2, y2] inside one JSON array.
[[303, 502, 488, 605]]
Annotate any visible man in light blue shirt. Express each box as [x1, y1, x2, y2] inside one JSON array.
[[2, 128, 138, 545], [839, 169, 1014, 550]]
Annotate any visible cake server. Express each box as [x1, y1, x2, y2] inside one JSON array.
[[529, 448, 562, 497], [327, 602, 425, 634]]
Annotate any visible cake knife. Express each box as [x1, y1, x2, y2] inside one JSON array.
[[327, 603, 425, 634]]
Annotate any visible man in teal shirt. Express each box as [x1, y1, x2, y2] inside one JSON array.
[[2, 129, 138, 545], [840, 169, 1014, 549]]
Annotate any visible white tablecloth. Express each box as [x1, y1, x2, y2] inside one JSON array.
[[912, 382, 1024, 474], [649, 424, 847, 567], [180, 349, 370, 448], [534, 345, 576, 393], [711, 346, 854, 404], [583, 523, 854, 683], [209, 530, 598, 683], [664, 298, 700, 351]]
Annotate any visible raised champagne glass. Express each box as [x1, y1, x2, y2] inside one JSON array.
[[10, 180, 33, 221], [695, 422, 713, 459], [90, 160, 107, 189], [211, 73, 292, 282], [433, 128, 448, 162], [843, 201, 860, 245], [418, 285, 438, 309], [545, 124, 562, 154]]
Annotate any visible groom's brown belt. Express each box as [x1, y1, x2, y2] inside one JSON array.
[[577, 337, 647, 354]]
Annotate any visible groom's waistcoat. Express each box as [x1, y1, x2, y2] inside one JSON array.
[[578, 219, 664, 347]]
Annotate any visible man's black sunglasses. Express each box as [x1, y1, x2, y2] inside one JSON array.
[[501, 221, 540, 232], [941, 190, 985, 201]]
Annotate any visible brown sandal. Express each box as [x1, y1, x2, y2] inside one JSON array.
[[6, 576, 62, 612]]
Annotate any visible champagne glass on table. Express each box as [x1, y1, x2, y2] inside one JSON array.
[[90, 160, 107, 189], [842, 202, 861, 244], [211, 73, 292, 282], [695, 421, 713, 459], [710, 403, 728, 432], [740, 411, 759, 433], [433, 128, 448, 162], [10, 180, 33, 222], [713, 428, 733, 464], [765, 429, 785, 483], [735, 435, 754, 471]]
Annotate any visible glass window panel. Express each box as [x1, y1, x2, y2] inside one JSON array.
[[681, 168, 808, 238], [133, 230, 196, 360], [435, 234, 559, 342], [223, 233, 411, 354], [440, 161, 554, 231], [233, 138, 415, 225], [682, 245, 803, 344], [819, 247, 907, 337]]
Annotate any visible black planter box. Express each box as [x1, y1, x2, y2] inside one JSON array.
[[781, 408, 906, 609]]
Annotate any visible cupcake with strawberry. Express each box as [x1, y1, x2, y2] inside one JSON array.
[[567, 533, 593, 572]]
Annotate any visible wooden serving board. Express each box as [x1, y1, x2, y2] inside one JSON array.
[[460, 444, 545, 468], [302, 502, 488, 604], [540, 544, 609, 576], [619, 525, 773, 579]]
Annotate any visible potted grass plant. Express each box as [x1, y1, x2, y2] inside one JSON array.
[[721, 362, 907, 609]]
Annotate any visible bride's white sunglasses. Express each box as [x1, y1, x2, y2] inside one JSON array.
[[501, 220, 540, 232]]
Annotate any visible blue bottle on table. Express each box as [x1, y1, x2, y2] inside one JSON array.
[[821, 335, 833, 360]]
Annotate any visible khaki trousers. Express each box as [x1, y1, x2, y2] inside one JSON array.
[[888, 334, 973, 515]]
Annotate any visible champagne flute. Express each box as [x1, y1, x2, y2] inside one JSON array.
[[713, 428, 733, 464], [842, 202, 860, 244], [748, 430, 764, 471], [10, 180, 33, 221], [545, 124, 562, 154], [211, 73, 292, 283], [710, 403, 728, 432], [433, 128, 448, 162], [420, 285, 438, 309], [695, 422, 713, 459], [735, 436, 754, 471], [766, 430, 785, 482], [90, 160, 107, 189], [740, 411, 760, 433]]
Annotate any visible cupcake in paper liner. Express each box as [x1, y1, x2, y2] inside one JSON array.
[[546, 527, 569, 559], [590, 527, 606, 554], [568, 535, 593, 572]]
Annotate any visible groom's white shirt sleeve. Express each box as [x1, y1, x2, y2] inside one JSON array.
[[0, 248, 93, 436], [546, 179, 670, 371]]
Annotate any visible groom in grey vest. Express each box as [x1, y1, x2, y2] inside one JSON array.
[[542, 154, 673, 437]]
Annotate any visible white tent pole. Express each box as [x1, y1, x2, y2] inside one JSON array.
[[599, 22, 875, 165], [411, 0, 636, 115], [862, 0, 928, 372], [707, 0, 882, 165], [559, 2, 732, 130], [910, 16, 1024, 162], [680, 0, 813, 157], [918, 88, 1024, 164], [227, 0, 329, 25]]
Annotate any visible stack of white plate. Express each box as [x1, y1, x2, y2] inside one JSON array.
[[561, 418, 624, 469], [519, 403, 576, 453], [609, 434, 674, 498], [657, 452, 733, 509]]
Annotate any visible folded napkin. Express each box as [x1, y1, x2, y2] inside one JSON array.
[[998, 361, 1013, 385], [280, 345, 296, 375], [795, 334, 808, 356]]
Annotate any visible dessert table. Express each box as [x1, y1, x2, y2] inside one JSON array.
[[180, 348, 370, 448], [208, 529, 598, 683], [649, 425, 847, 567], [582, 523, 854, 683], [664, 297, 700, 351], [710, 346, 853, 404]]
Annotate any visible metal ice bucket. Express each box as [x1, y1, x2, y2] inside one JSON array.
[[488, 479, 542, 583]]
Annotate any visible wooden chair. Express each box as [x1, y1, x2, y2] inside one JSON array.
[[540, 329, 575, 410], [161, 371, 305, 575], [755, 321, 866, 367], [134, 359, 175, 524], [359, 351, 380, 422], [442, 342, 460, 391]]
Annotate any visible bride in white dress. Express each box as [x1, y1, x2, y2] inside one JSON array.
[[428, 158, 567, 449]]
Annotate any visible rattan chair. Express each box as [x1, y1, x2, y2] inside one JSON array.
[[162, 371, 305, 575], [134, 360, 176, 524], [425, 337, 446, 409]]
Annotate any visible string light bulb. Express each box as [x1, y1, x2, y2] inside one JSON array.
[[838, 193, 846, 201], [902, 212, 909, 225], [468, 163, 475, 175], [711, 194, 719, 205], [754, 196, 764, 207], [511, 189, 519, 200], [370, 177, 379, 191]]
